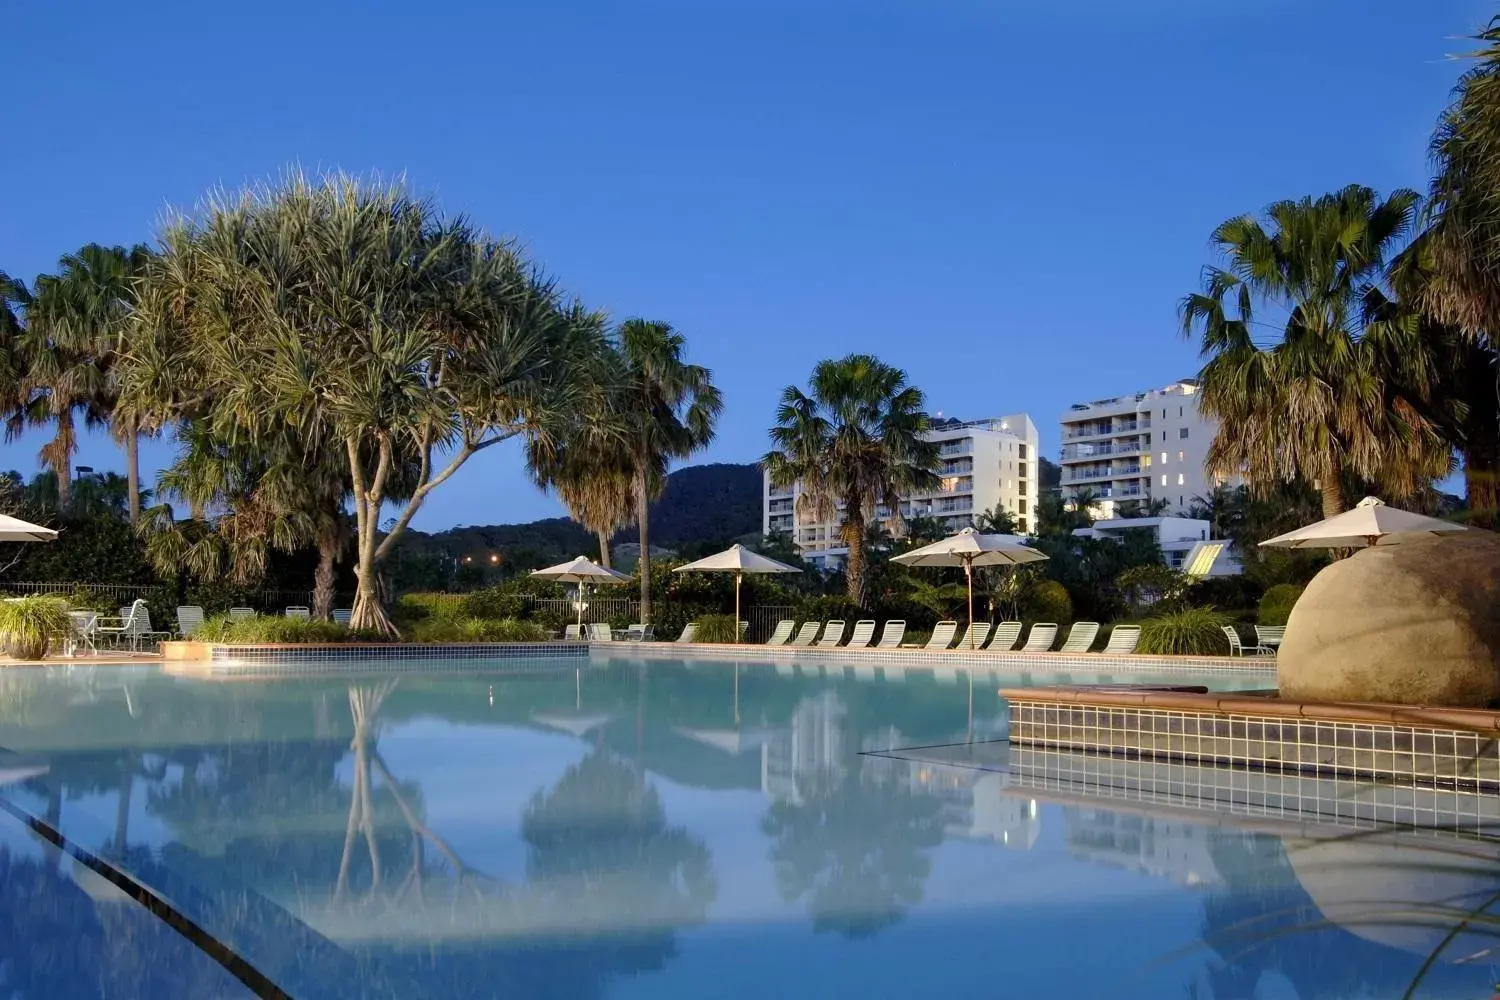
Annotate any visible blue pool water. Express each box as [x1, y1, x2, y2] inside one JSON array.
[[0, 656, 1494, 999]]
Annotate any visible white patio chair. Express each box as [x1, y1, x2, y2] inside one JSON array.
[[765, 620, 795, 646], [227, 607, 255, 622], [564, 623, 583, 640], [65, 611, 98, 656], [956, 622, 992, 650], [332, 609, 352, 625], [1100, 625, 1142, 654], [924, 621, 959, 650], [1020, 623, 1058, 652], [675, 622, 697, 643], [96, 600, 171, 652], [1254, 625, 1284, 656], [986, 621, 1023, 651], [739, 620, 750, 641], [1058, 622, 1101, 653], [847, 620, 877, 648], [284, 606, 311, 620], [587, 623, 613, 642], [815, 620, 846, 647], [1222, 625, 1248, 656], [790, 621, 821, 646], [176, 605, 205, 638], [875, 621, 906, 648]]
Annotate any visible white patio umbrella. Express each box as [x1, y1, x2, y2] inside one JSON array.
[[673, 544, 802, 641], [0, 514, 57, 542], [1258, 496, 1471, 550], [530, 556, 631, 628], [891, 527, 1048, 647]]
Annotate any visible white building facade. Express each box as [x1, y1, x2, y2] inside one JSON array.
[[1058, 380, 1220, 519], [764, 413, 1040, 568]]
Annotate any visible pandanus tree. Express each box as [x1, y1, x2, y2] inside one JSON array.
[[138, 173, 610, 635], [762, 354, 939, 607], [615, 320, 722, 623], [1181, 185, 1451, 518]]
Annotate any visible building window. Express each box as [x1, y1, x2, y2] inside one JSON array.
[[1160, 451, 1167, 464], [1177, 473, 1184, 485], [1179, 427, 1189, 439], [1179, 406, 1183, 417], [1160, 474, 1167, 487], [1178, 450, 1184, 461], [1161, 431, 1166, 442]]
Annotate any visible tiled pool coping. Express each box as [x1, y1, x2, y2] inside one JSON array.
[[1003, 685, 1500, 792], [191, 641, 589, 670], [610, 640, 1279, 676]]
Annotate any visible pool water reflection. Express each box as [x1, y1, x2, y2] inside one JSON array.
[[0, 657, 1492, 999]]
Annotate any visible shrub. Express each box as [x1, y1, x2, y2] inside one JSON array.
[[0, 596, 72, 660], [1019, 579, 1072, 624], [794, 595, 867, 624], [1258, 583, 1304, 627], [393, 592, 468, 625], [694, 613, 743, 643], [193, 614, 355, 644], [1137, 606, 1232, 656]]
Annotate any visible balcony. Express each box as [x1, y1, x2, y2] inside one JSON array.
[[1063, 465, 1142, 482], [934, 475, 973, 494], [935, 499, 973, 514], [768, 485, 794, 499], [938, 441, 972, 457], [941, 458, 973, 476]]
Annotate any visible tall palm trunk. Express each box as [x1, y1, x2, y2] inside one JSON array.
[[636, 470, 651, 625], [842, 507, 866, 607], [45, 409, 75, 512], [1318, 454, 1345, 519], [1465, 431, 1499, 532], [597, 529, 612, 569], [124, 421, 140, 527], [314, 533, 339, 619]]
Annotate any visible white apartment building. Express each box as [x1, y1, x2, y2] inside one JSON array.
[[1074, 517, 1242, 577], [1058, 380, 1220, 519], [764, 413, 1040, 568]]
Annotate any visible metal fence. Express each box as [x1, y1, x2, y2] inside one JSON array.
[[0, 581, 340, 613]]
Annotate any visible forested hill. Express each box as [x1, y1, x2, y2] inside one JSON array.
[[399, 462, 763, 571]]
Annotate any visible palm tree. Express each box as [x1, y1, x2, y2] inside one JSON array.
[[530, 424, 637, 569], [762, 354, 939, 607], [9, 245, 151, 519], [616, 320, 722, 624], [1181, 185, 1451, 518]]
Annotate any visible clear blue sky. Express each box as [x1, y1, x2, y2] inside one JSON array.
[[2, 0, 1490, 529]]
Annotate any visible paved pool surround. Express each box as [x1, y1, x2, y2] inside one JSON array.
[[1003, 685, 1500, 792]]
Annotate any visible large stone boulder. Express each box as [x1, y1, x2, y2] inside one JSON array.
[[1278, 531, 1500, 707]]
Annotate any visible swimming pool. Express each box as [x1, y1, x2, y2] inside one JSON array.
[[0, 656, 1492, 999]]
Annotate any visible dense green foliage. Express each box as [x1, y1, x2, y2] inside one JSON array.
[[0, 595, 72, 659], [693, 614, 742, 643], [1257, 584, 1305, 626], [1016, 579, 1073, 625], [1137, 607, 1233, 656]]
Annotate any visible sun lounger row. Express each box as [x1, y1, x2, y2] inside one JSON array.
[[746, 619, 1142, 654]]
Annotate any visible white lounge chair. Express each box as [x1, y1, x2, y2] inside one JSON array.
[[847, 620, 877, 648], [587, 623, 612, 642], [65, 611, 98, 656], [1222, 625, 1248, 656], [1101, 625, 1141, 654], [331, 609, 352, 625], [924, 621, 959, 650], [790, 621, 821, 646], [227, 607, 255, 622], [97, 600, 171, 652], [816, 620, 846, 647], [284, 606, 311, 620], [956, 622, 992, 650], [1020, 623, 1058, 652], [176, 605, 205, 638], [765, 620, 795, 646], [876, 621, 906, 648], [739, 620, 750, 641], [1058, 622, 1100, 653], [564, 623, 583, 640], [986, 621, 1023, 651], [1254, 625, 1284, 655], [676, 622, 697, 643]]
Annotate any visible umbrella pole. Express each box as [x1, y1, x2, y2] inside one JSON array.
[[735, 571, 742, 644], [577, 583, 585, 630], [966, 559, 975, 648]]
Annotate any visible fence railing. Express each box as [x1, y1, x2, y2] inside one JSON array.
[[0, 581, 348, 613]]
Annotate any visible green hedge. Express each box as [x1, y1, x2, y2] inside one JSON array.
[[1257, 584, 1304, 627]]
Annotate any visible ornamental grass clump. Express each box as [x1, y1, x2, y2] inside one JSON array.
[[1137, 606, 1233, 656], [694, 614, 743, 644], [0, 596, 72, 660]]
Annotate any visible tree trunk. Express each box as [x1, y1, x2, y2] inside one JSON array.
[[53, 411, 74, 512], [1318, 455, 1345, 519], [314, 534, 339, 619], [636, 471, 651, 625], [1464, 433, 1499, 532], [843, 510, 866, 607], [125, 421, 140, 527], [597, 529, 612, 569], [350, 564, 395, 636]]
